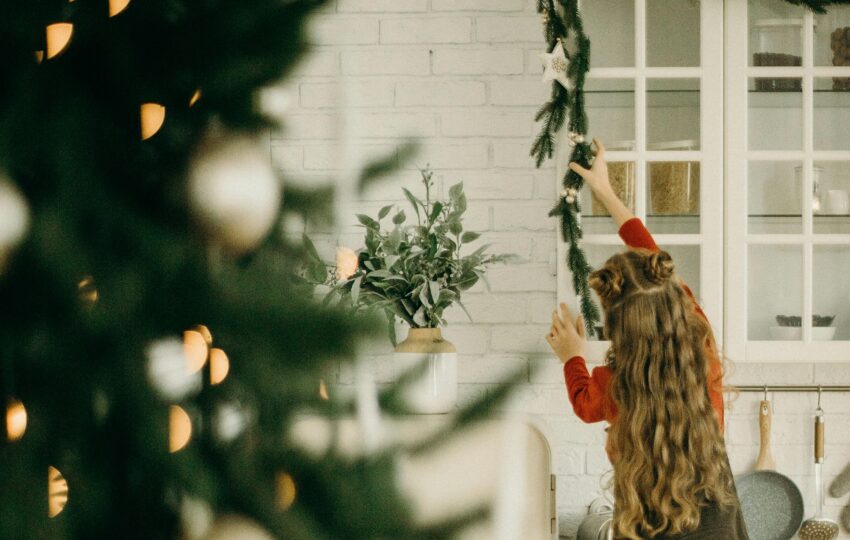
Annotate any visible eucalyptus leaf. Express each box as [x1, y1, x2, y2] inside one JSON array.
[[402, 188, 421, 221], [393, 210, 406, 225], [428, 281, 441, 304], [460, 231, 480, 243], [351, 276, 363, 303], [378, 205, 393, 220]]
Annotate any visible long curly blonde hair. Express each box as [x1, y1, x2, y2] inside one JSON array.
[[589, 249, 736, 540]]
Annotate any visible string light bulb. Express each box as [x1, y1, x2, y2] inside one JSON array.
[[46, 23, 74, 59], [78, 276, 99, 308], [108, 0, 131, 17], [189, 89, 202, 107], [183, 330, 208, 374], [140, 103, 166, 140], [276, 472, 297, 510], [48, 466, 69, 518], [6, 399, 27, 441], [169, 405, 192, 453], [209, 348, 229, 385]]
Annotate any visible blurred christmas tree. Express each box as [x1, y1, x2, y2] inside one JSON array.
[[0, 1, 514, 538]]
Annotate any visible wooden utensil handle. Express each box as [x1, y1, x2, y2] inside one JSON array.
[[755, 400, 775, 470], [815, 414, 824, 463]]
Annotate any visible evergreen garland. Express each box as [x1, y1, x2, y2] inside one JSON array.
[[531, 0, 599, 336], [784, 0, 850, 13], [531, 0, 849, 336]]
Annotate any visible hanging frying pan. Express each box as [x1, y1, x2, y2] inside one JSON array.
[[735, 393, 804, 540]]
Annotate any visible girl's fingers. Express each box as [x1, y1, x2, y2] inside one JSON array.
[[568, 162, 590, 178], [575, 315, 586, 338], [559, 303, 575, 327], [592, 138, 605, 159], [551, 311, 564, 331]]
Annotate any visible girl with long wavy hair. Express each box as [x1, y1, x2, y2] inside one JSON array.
[[546, 140, 749, 540]]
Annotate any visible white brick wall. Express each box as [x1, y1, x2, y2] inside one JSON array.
[[275, 3, 850, 538]]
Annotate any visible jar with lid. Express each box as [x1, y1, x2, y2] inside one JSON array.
[[752, 18, 816, 91]]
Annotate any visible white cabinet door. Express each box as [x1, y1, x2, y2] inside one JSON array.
[[726, 0, 850, 362], [557, 0, 725, 363]]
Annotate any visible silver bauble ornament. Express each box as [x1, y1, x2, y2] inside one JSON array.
[[188, 135, 281, 254], [0, 177, 31, 272]]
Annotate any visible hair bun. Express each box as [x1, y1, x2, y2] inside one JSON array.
[[645, 250, 674, 284], [590, 267, 624, 300]]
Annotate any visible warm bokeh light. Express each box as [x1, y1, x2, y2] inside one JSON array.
[[34, 51, 44, 64], [193, 324, 213, 346], [169, 405, 192, 453], [189, 89, 202, 107], [183, 330, 208, 374], [140, 103, 166, 140], [46, 23, 73, 59], [48, 466, 69, 518], [318, 379, 329, 401], [335, 247, 358, 281], [6, 399, 27, 442], [209, 348, 230, 385], [276, 472, 297, 510], [108, 0, 130, 17], [77, 276, 99, 308]]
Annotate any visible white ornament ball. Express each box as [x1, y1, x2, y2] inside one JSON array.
[[181, 495, 215, 540], [560, 188, 568, 198], [146, 338, 202, 401], [188, 135, 281, 254], [574, 134, 586, 144], [0, 177, 31, 271], [202, 515, 274, 540], [566, 195, 576, 204], [213, 401, 250, 444]]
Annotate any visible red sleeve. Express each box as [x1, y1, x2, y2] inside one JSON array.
[[618, 217, 659, 252], [563, 357, 613, 423]]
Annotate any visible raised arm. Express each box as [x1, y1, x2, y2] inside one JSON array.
[[568, 139, 635, 230]]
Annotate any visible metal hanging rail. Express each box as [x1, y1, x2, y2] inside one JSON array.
[[733, 385, 850, 393]]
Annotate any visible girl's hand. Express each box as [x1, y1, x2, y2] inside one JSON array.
[[568, 139, 613, 198], [545, 303, 586, 364]]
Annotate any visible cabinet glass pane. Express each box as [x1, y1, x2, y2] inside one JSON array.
[[586, 79, 635, 146], [748, 244, 803, 340], [748, 0, 805, 68], [814, 5, 850, 67], [748, 161, 803, 234], [584, 244, 701, 339], [647, 161, 700, 233], [813, 246, 850, 340], [667, 245, 702, 301], [647, 0, 700, 67], [749, 78, 803, 150], [814, 78, 850, 150], [581, 160, 636, 236], [813, 161, 850, 233], [583, 0, 635, 67], [647, 79, 700, 150]]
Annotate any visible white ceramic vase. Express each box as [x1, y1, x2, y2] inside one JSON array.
[[393, 328, 457, 414]]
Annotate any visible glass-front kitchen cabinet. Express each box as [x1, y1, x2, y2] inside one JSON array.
[[558, 0, 850, 363]]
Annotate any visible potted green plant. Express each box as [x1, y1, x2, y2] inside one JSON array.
[[327, 168, 513, 413]]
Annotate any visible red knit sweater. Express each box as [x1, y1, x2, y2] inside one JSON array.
[[563, 218, 725, 444]]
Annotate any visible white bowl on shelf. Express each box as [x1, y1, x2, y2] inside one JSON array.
[[768, 326, 837, 341]]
